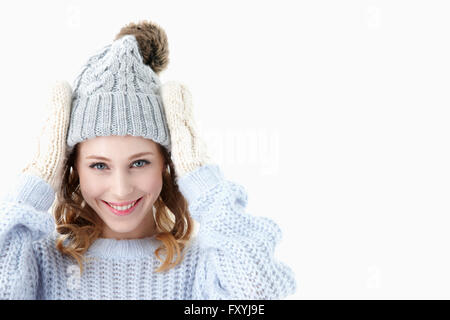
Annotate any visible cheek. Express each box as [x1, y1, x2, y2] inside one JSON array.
[[80, 183, 105, 201], [138, 172, 163, 194], [77, 170, 106, 201]]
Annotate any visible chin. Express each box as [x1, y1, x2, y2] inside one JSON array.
[[107, 221, 140, 232]]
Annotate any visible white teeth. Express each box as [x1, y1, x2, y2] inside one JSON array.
[[108, 200, 137, 211]]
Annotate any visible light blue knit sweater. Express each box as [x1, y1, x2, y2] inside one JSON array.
[[0, 163, 297, 299]]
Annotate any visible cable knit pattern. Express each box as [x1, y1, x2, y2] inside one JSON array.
[[21, 81, 72, 192], [160, 81, 213, 179], [0, 164, 297, 300], [67, 35, 171, 153]]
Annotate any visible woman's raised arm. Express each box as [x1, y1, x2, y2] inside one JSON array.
[[0, 81, 72, 298], [160, 81, 297, 299]]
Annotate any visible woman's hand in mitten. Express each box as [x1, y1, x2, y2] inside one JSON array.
[[21, 81, 72, 192], [160, 81, 213, 179]]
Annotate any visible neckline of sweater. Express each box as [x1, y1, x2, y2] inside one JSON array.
[[86, 235, 161, 259]]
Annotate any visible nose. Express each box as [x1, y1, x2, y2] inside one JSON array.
[[110, 170, 135, 199]]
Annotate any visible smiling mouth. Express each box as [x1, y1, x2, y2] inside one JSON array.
[[102, 197, 143, 210], [102, 197, 143, 216]]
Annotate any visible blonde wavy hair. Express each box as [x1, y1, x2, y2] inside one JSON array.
[[52, 142, 194, 275]]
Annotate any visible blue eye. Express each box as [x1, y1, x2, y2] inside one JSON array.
[[90, 163, 107, 170], [89, 160, 150, 171], [132, 160, 149, 168]]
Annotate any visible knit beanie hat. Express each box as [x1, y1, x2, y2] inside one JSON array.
[[66, 21, 171, 154]]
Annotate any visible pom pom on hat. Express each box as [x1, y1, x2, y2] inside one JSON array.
[[114, 20, 169, 74]]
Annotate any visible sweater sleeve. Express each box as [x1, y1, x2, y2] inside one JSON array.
[[177, 164, 297, 300], [0, 172, 56, 299]]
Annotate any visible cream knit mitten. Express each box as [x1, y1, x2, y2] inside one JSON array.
[[160, 81, 213, 179], [21, 81, 72, 192]]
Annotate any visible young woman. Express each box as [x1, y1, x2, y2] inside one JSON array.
[[0, 20, 297, 299]]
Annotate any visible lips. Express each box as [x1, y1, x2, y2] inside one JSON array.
[[102, 197, 143, 216], [105, 198, 140, 206]]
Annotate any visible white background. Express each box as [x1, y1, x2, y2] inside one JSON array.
[[0, 0, 449, 299]]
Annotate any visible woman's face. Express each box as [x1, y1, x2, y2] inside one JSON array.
[[75, 135, 165, 240]]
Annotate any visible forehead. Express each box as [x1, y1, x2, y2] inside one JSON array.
[[78, 135, 159, 155]]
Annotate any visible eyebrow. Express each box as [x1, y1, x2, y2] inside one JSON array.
[[86, 152, 154, 161]]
